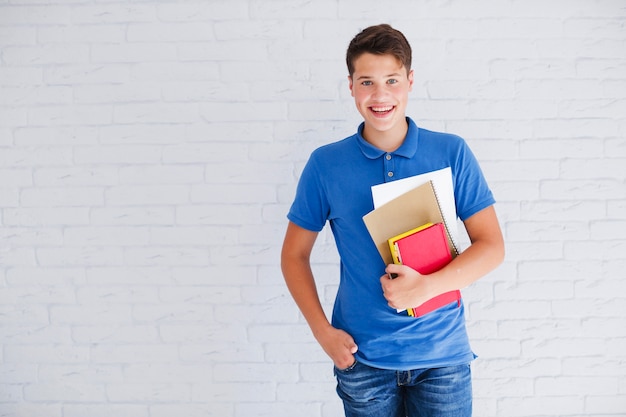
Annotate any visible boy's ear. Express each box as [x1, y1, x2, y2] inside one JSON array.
[[408, 69, 414, 91], [348, 75, 354, 96]]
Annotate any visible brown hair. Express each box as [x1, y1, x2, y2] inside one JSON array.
[[346, 24, 412, 77]]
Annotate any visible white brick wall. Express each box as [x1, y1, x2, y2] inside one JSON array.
[[1, 0, 624, 416]]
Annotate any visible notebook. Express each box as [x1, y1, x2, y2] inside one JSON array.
[[388, 222, 453, 275]]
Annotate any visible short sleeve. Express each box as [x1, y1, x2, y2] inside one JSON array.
[[287, 153, 330, 232], [453, 139, 495, 221]]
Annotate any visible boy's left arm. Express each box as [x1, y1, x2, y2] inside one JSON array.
[[381, 205, 505, 311]]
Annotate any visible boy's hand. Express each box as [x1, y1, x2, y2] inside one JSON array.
[[380, 264, 434, 310], [314, 325, 358, 370]]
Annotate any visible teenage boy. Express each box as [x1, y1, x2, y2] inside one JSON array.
[[281, 24, 504, 417]]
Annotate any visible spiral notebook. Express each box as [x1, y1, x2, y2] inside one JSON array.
[[370, 167, 459, 251], [363, 180, 458, 267]]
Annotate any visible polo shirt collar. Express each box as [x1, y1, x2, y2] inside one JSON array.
[[356, 117, 419, 160]]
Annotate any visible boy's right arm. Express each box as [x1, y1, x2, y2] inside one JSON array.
[[281, 221, 358, 369]]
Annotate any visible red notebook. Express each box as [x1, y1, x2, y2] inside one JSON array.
[[388, 222, 460, 317], [388, 222, 452, 275]]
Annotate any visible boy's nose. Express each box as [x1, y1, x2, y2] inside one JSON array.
[[372, 85, 387, 99]]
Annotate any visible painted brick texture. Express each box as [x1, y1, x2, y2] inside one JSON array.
[[1, 1, 625, 416]]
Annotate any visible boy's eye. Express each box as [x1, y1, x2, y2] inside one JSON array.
[[361, 80, 373, 86], [387, 79, 398, 84]]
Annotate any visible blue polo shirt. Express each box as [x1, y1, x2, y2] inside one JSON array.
[[287, 118, 495, 370]]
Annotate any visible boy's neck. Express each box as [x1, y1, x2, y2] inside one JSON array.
[[361, 117, 409, 153]]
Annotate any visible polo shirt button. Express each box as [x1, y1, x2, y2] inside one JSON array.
[[386, 154, 392, 160], [388, 172, 393, 177]]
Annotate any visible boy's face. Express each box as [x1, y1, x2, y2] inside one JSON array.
[[349, 53, 414, 139]]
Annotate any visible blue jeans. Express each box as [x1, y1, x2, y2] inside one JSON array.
[[334, 361, 472, 417]]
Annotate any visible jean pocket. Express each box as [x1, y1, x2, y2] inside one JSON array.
[[334, 360, 358, 374]]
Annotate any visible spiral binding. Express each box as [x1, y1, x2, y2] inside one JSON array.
[[427, 180, 460, 257]]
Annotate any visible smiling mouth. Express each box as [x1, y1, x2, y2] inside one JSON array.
[[370, 105, 394, 115]]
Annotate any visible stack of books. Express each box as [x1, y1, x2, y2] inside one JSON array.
[[363, 169, 462, 318]]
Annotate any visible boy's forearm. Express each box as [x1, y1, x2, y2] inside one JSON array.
[[282, 254, 358, 369], [281, 222, 331, 336], [431, 238, 504, 295], [282, 258, 332, 336], [425, 205, 505, 298]]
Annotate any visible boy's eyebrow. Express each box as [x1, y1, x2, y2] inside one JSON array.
[[355, 72, 403, 80]]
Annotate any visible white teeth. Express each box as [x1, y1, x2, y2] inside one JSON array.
[[372, 106, 393, 112]]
